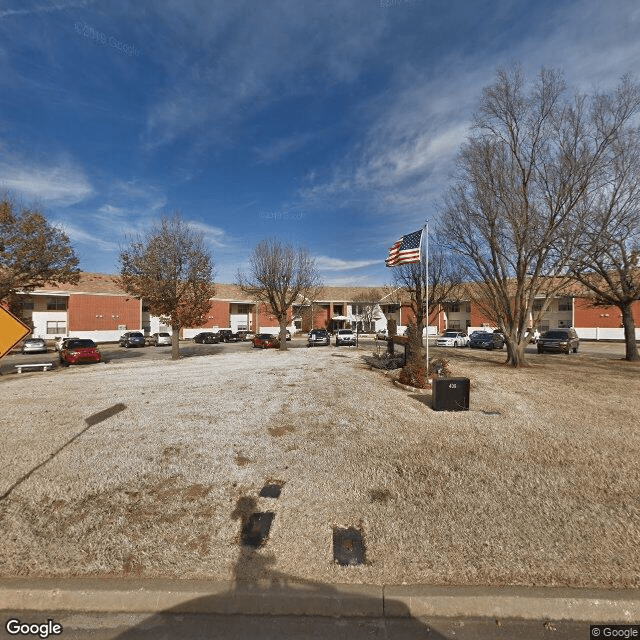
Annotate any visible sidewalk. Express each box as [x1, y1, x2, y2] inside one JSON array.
[[1, 579, 639, 622]]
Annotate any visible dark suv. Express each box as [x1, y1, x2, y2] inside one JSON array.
[[307, 329, 330, 347], [217, 329, 239, 343], [119, 331, 146, 348], [469, 331, 505, 350], [537, 328, 579, 354]]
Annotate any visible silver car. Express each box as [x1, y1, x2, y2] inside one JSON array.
[[21, 338, 47, 354], [149, 332, 172, 346]]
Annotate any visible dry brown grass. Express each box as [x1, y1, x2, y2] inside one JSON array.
[[0, 345, 638, 588]]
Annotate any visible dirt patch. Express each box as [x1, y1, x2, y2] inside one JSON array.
[[235, 455, 252, 466], [267, 425, 295, 437], [369, 488, 393, 504]]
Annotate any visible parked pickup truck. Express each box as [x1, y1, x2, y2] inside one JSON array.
[[217, 329, 240, 343]]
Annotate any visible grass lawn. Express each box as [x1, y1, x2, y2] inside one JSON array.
[[1, 344, 638, 588]]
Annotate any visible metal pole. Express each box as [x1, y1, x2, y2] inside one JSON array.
[[425, 221, 429, 369]]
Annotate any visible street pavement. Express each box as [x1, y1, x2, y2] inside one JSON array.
[[0, 610, 594, 639]]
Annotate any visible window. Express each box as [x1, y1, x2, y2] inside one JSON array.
[[21, 300, 35, 310], [532, 299, 544, 312], [46, 321, 66, 334], [237, 304, 252, 314], [448, 303, 460, 313], [558, 297, 573, 312], [46, 297, 67, 311], [333, 305, 343, 315]]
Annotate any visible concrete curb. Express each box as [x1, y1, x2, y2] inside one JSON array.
[[1, 580, 640, 622]]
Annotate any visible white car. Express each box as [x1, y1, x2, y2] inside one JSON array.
[[436, 331, 469, 347], [335, 329, 356, 346], [149, 332, 172, 346]]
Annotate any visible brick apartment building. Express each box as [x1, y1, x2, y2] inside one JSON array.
[[10, 272, 640, 342]]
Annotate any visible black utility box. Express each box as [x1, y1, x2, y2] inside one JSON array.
[[431, 377, 470, 411]]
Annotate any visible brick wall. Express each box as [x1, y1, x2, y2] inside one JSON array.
[[574, 298, 640, 328], [68, 295, 140, 331], [198, 300, 231, 328]]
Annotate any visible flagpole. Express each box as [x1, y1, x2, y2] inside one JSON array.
[[424, 221, 429, 371]]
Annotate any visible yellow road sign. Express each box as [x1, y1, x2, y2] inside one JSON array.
[[0, 306, 30, 359]]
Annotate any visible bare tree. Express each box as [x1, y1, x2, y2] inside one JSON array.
[[570, 121, 640, 361], [237, 238, 322, 350], [352, 289, 382, 332], [438, 66, 640, 367], [392, 244, 463, 342], [119, 212, 216, 360], [0, 197, 80, 309]]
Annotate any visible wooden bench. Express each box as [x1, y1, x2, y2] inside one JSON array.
[[15, 363, 53, 374]]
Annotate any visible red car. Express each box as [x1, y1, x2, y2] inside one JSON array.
[[252, 333, 280, 349], [59, 339, 102, 366]]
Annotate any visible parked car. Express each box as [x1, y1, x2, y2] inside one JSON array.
[[193, 332, 220, 344], [469, 331, 505, 350], [286, 330, 291, 341], [537, 328, 580, 354], [119, 331, 146, 348], [217, 329, 239, 343], [436, 331, 470, 347], [335, 329, 356, 346], [21, 338, 48, 354], [307, 329, 330, 347], [149, 332, 171, 346], [59, 339, 102, 366], [252, 333, 280, 349]]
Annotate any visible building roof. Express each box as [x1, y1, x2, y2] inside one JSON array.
[[32, 273, 129, 296], [29, 272, 392, 303]]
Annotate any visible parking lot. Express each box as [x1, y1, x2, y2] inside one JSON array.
[[0, 335, 632, 377]]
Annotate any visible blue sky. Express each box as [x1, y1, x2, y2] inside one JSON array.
[[1, 0, 639, 285]]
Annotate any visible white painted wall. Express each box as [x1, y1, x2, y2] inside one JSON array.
[[30, 311, 67, 339], [576, 327, 640, 340]]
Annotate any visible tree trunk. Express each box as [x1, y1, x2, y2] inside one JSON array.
[[279, 320, 288, 351], [171, 324, 181, 360], [620, 303, 640, 361], [504, 338, 527, 367]]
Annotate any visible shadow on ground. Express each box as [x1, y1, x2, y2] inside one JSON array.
[[112, 494, 446, 639]]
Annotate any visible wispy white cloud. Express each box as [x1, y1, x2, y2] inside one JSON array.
[[188, 220, 228, 249], [323, 273, 383, 287], [142, 0, 389, 149], [252, 132, 318, 165], [56, 221, 120, 252], [0, 160, 93, 206], [299, 0, 640, 221], [315, 256, 380, 271], [0, 1, 90, 20]]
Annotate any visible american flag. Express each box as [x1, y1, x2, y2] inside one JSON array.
[[385, 229, 423, 267]]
